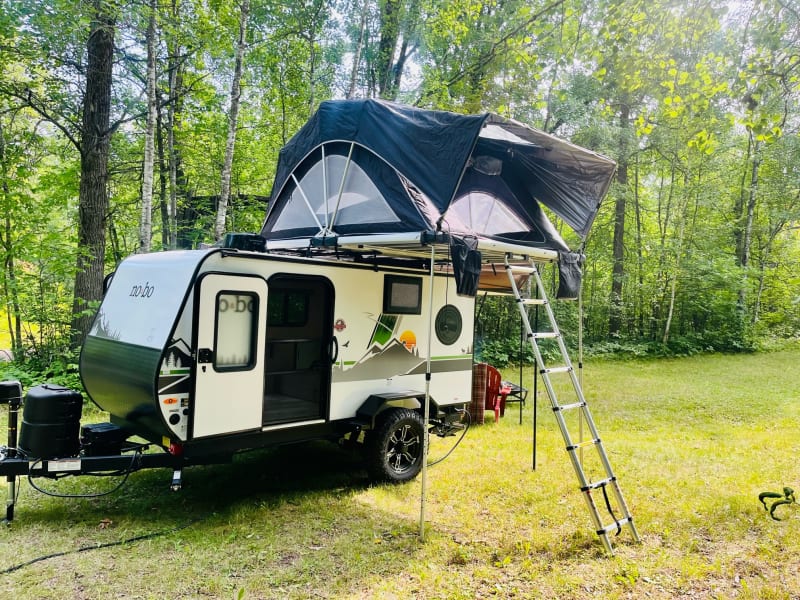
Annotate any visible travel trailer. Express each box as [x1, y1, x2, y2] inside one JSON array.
[[80, 242, 477, 483], [1, 99, 620, 528]]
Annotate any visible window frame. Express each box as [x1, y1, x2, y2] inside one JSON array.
[[383, 275, 423, 315], [212, 290, 260, 372]]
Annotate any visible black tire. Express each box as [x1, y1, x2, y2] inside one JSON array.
[[366, 408, 425, 483]]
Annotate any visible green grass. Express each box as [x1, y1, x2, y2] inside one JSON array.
[[2, 346, 800, 598]]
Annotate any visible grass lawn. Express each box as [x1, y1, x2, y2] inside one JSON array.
[[2, 347, 800, 599]]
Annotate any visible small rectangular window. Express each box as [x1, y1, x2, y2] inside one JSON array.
[[383, 275, 422, 315], [214, 292, 258, 370], [267, 290, 309, 327]]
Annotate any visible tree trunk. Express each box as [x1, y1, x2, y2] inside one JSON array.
[[108, 210, 122, 264], [0, 120, 22, 355], [634, 152, 644, 336], [307, 29, 318, 118], [214, 0, 249, 242], [377, 0, 401, 99], [347, 0, 369, 99], [741, 141, 760, 268], [157, 94, 169, 249], [737, 135, 760, 315], [71, 1, 115, 347], [166, 0, 184, 250], [662, 200, 686, 345], [733, 136, 750, 266], [608, 104, 629, 337], [139, 0, 157, 253]]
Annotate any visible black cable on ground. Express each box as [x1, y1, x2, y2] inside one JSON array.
[[0, 514, 209, 575], [427, 409, 471, 467]]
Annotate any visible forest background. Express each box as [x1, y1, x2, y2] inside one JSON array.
[[0, 0, 799, 384]]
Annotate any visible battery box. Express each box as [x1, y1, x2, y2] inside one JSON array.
[[80, 422, 129, 456]]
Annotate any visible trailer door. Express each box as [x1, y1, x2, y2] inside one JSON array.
[[192, 273, 268, 438], [263, 275, 334, 426]]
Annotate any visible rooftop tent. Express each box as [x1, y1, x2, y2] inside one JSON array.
[[261, 99, 616, 251]]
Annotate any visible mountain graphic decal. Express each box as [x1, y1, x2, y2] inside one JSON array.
[[333, 338, 424, 383]]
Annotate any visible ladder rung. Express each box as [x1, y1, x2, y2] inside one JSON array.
[[506, 265, 536, 274], [541, 366, 571, 375], [518, 298, 546, 306], [567, 439, 600, 452], [597, 516, 633, 535], [532, 332, 559, 339], [553, 401, 586, 412], [581, 477, 616, 492]]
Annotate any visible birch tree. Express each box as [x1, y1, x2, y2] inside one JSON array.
[[214, 0, 250, 242], [139, 0, 158, 253]]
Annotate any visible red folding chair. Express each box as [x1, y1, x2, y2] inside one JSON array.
[[471, 363, 511, 423]]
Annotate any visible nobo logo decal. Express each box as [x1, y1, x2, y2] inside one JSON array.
[[130, 282, 155, 298]]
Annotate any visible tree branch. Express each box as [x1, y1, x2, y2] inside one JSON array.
[[444, 0, 567, 89], [0, 84, 82, 152]]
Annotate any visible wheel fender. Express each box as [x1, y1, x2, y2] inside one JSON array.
[[356, 392, 426, 429]]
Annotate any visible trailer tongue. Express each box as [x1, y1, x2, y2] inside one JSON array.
[[1, 380, 190, 523]]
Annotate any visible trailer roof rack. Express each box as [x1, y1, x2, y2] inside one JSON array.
[[262, 231, 559, 265]]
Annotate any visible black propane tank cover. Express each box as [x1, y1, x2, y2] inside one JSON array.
[[0, 380, 22, 404], [18, 384, 83, 460]]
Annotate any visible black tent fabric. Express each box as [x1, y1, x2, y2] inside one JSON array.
[[261, 99, 616, 251]]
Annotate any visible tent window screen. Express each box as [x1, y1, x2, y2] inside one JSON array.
[[214, 292, 258, 371], [273, 151, 401, 232], [450, 191, 527, 237], [383, 275, 422, 315]]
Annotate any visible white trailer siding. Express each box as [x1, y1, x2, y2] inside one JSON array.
[[189, 252, 474, 431]]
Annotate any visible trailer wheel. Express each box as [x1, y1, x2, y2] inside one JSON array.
[[366, 408, 425, 483]]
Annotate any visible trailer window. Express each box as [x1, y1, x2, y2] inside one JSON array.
[[214, 292, 258, 370], [383, 275, 422, 315]]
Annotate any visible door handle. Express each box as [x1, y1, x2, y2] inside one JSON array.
[[197, 348, 213, 364], [330, 336, 338, 364]]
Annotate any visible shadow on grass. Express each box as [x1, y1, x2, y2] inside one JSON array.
[[9, 440, 373, 525], [3, 442, 433, 597]]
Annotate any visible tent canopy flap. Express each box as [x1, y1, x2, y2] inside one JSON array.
[[262, 100, 616, 252]]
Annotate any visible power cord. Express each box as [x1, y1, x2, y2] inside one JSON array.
[[26, 449, 142, 499], [0, 514, 208, 575], [427, 409, 471, 467]]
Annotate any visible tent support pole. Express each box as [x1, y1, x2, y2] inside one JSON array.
[[578, 258, 585, 470], [321, 144, 329, 230], [419, 245, 436, 541], [290, 173, 323, 231], [329, 142, 355, 230], [532, 280, 539, 472]]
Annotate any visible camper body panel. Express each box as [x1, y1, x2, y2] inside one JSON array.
[[81, 249, 474, 451], [81, 249, 215, 441]]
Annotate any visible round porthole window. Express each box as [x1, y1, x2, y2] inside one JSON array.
[[435, 305, 462, 345]]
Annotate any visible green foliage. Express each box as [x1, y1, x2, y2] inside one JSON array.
[[0, 347, 82, 393], [1, 0, 799, 359]]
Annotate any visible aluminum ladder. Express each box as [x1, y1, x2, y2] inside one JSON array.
[[504, 255, 640, 555]]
